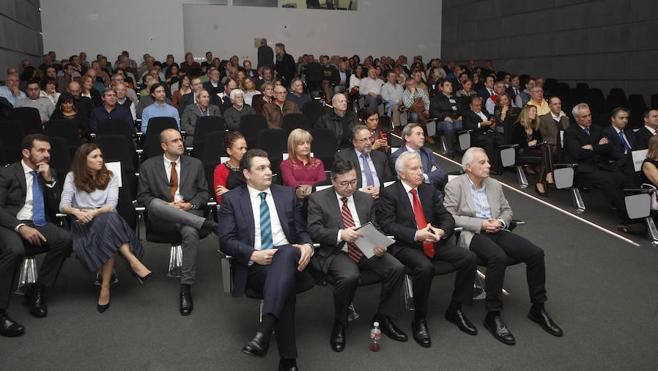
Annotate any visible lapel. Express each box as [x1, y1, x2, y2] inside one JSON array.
[[371, 151, 384, 179], [348, 150, 362, 184], [157, 156, 169, 185], [396, 181, 415, 224], [14, 162, 27, 201], [417, 184, 433, 222], [353, 191, 370, 225], [238, 186, 255, 245], [271, 186, 291, 238], [460, 175, 476, 216], [483, 178, 498, 218], [325, 189, 343, 227], [179, 156, 188, 193]]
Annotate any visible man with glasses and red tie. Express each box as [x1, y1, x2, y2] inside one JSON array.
[[376, 151, 477, 348], [307, 159, 407, 353], [0, 134, 72, 337], [218, 149, 313, 371]]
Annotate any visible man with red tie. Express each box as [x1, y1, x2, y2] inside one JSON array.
[[377, 151, 477, 348]]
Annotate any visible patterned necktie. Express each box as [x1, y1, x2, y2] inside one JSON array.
[[410, 189, 434, 258], [341, 197, 363, 263], [259, 192, 273, 250], [360, 153, 375, 187], [583, 127, 590, 136], [31, 171, 47, 227], [618, 131, 631, 153], [169, 162, 178, 201]]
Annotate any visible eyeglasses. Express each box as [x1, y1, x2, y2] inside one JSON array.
[[337, 180, 358, 188]]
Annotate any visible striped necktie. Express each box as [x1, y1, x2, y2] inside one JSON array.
[[259, 192, 273, 249]]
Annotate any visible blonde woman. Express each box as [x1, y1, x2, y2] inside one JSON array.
[[512, 105, 553, 196], [641, 135, 658, 188], [279, 128, 326, 199]]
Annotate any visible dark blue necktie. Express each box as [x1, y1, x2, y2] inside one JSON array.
[[31, 171, 47, 227], [259, 192, 273, 249], [361, 153, 375, 187], [618, 131, 631, 153]]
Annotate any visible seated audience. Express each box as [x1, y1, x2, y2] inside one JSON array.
[[641, 136, 658, 187], [462, 95, 505, 174], [526, 86, 549, 116], [376, 151, 477, 348], [307, 159, 407, 352], [443, 147, 563, 345], [180, 52, 201, 75], [177, 77, 205, 114], [484, 81, 507, 115], [477, 75, 495, 103], [287, 78, 311, 108], [429, 80, 464, 154], [59, 144, 151, 312], [181, 89, 221, 146], [217, 78, 237, 113], [390, 123, 447, 190], [16, 79, 55, 124], [335, 125, 394, 199], [224, 89, 256, 131], [635, 109, 658, 150], [242, 77, 261, 106], [114, 83, 137, 121], [252, 82, 274, 114], [263, 85, 301, 129], [0, 73, 26, 106], [602, 108, 636, 179], [171, 75, 192, 108], [358, 109, 390, 153], [359, 67, 384, 109], [40, 77, 60, 106], [315, 93, 358, 149], [455, 79, 477, 99], [280, 128, 326, 199], [494, 92, 521, 144], [141, 83, 180, 135], [50, 92, 88, 136], [80, 74, 102, 107], [218, 149, 313, 371], [381, 71, 403, 126], [213, 131, 248, 203], [512, 105, 553, 196], [89, 88, 134, 133], [202, 67, 223, 98], [0, 134, 72, 337], [402, 77, 430, 126], [538, 96, 569, 150]]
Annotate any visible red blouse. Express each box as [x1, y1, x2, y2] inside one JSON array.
[[280, 157, 325, 188], [213, 162, 238, 203]]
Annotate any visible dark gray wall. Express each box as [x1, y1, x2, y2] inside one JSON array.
[[442, 0, 658, 101], [0, 0, 42, 77]]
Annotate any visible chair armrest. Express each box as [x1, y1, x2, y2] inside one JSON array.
[[509, 219, 525, 231], [554, 163, 578, 168], [457, 129, 473, 135], [498, 143, 519, 149]]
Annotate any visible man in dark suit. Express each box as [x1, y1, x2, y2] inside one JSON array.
[[377, 151, 478, 348], [0, 134, 72, 337], [274, 43, 296, 87], [307, 159, 407, 352], [444, 147, 562, 345], [634, 109, 658, 150], [390, 123, 448, 191], [477, 75, 495, 103], [218, 149, 313, 371], [257, 39, 274, 70], [564, 103, 635, 229], [202, 67, 223, 98], [335, 125, 394, 199], [137, 128, 217, 316], [602, 108, 637, 178], [462, 95, 505, 173]]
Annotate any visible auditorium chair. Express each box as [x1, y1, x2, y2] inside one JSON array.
[[8, 107, 42, 134], [44, 119, 82, 157], [282, 113, 310, 134], [142, 117, 180, 160], [239, 114, 268, 149], [621, 187, 658, 246], [189, 115, 225, 157], [95, 118, 134, 141], [256, 128, 288, 176]]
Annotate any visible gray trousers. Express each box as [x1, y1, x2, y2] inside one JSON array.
[[148, 199, 206, 285]]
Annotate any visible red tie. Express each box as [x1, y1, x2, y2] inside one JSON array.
[[410, 189, 435, 258], [341, 197, 364, 263]]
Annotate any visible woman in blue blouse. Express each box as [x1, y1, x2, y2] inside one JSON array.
[[59, 143, 151, 313]]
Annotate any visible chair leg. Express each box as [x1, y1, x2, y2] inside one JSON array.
[[572, 188, 586, 213], [438, 136, 448, 154], [258, 300, 264, 323], [168, 245, 183, 278], [94, 269, 119, 286], [472, 274, 486, 300], [477, 269, 510, 296], [516, 166, 529, 189], [403, 274, 415, 311], [347, 303, 360, 322], [15, 256, 38, 295], [645, 217, 658, 247]]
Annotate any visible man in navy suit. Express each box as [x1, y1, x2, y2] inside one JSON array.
[[218, 149, 313, 371], [602, 108, 637, 179], [390, 123, 448, 192]]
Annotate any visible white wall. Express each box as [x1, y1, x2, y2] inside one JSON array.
[[41, 0, 441, 63]]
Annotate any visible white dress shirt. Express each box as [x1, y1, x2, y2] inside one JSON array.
[[335, 192, 361, 250], [248, 186, 289, 250], [15, 160, 56, 231], [163, 155, 183, 202]]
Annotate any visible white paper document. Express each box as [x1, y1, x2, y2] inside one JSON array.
[[105, 162, 122, 188], [354, 222, 395, 259]]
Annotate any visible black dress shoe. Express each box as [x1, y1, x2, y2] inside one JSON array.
[[97, 300, 111, 313], [25, 285, 48, 318], [377, 316, 408, 342], [278, 358, 298, 371], [535, 183, 548, 197], [411, 319, 432, 348], [202, 220, 219, 235], [133, 271, 153, 285], [330, 321, 346, 352], [179, 290, 193, 316], [484, 313, 516, 345], [0, 311, 25, 337], [528, 307, 563, 337], [242, 331, 271, 357], [445, 308, 478, 336]]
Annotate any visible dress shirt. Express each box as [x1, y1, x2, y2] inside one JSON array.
[[142, 102, 181, 134], [15, 160, 56, 231], [645, 125, 657, 135], [466, 176, 506, 228], [247, 185, 289, 250], [0, 85, 26, 107], [401, 181, 423, 241], [355, 149, 380, 188], [550, 111, 565, 122], [163, 155, 183, 202], [335, 192, 361, 250], [381, 82, 403, 103], [359, 77, 384, 96]]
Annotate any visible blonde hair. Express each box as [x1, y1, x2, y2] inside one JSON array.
[[287, 128, 313, 161], [518, 105, 539, 131]]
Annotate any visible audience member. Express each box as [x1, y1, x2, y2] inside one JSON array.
[[494, 92, 520, 144], [242, 77, 261, 106], [484, 81, 507, 115], [280, 129, 326, 199], [114, 83, 137, 120], [40, 78, 60, 106], [381, 71, 403, 127], [15, 79, 54, 124], [402, 77, 430, 126], [358, 109, 390, 153], [180, 89, 222, 146], [262, 85, 301, 129], [429, 80, 463, 154], [635, 109, 658, 150], [526, 86, 549, 116], [602, 108, 636, 179], [257, 39, 274, 70], [89, 88, 134, 133], [141, 83, 180, 135], [390, 123, 447, 190], [359, 67, 384, 109], [224, 89, 256, 131], [641, 136, 658, 187], [315, 93, 358, 149], [275, 43, 296, 86], [287, 78, 311, 108], [512, 105, 553, 196], [213, 131, 247, 203], [0, 73, 26, 107], [538, 96, 569, 150], [462, 96, 504, 174]]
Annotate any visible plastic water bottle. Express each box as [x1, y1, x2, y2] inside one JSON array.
[[369, 322, 382, 352]]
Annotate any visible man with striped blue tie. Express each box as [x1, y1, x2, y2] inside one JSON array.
[[218, 149, 313, 371]]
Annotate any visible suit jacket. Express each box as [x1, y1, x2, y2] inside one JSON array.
[[443, 174, 513, 249], [477, 88, 494, 103], [0, 162, 60, 230], [218, 184, 312, 297], [602, 124, 637, 171], [429, 94, 463, 121], [390, 146, 447, 190], [462, 109, 493, 134], [563, 124, 613, 173], [136, 155, 210, 209], [314, 109, 358, 149], [262, 100, 301, 129], [335, 148, 394, 189], [538, 113, 570, 147], [257, 45, 274, 69], [376, 181, 454, 256], [178, 92, 219, 115], [307, 188, 373, 273], [180, 104, 222, 145], [635, 126, 655, 150], [202, 81, 223, 99]]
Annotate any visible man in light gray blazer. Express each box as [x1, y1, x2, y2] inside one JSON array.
[[180, 89, 222, 146], [137, 128, 217, 316], [443, 147, 562, 346]]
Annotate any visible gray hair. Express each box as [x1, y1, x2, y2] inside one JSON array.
[[229, 88, 244, 102], [461, 147, 486, 169], [352, 124, 369, 138], [401, 123, 421, 142], [572, 103, 589, 117], [395, 151, 421, 175], [290, 77, 303, 90], [332, 93, 346, 105]]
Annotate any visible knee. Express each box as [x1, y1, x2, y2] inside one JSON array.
[[463, 251, 478, 268], [338, 271, 360, 287], [416, 261, 434, 279], [529, 246, 545, 262], [180, 226, 199, 240], [275, 245, 300, 262]]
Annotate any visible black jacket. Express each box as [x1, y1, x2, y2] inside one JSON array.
[[429, 94, 463, 121], [315, 109, 358, 149]]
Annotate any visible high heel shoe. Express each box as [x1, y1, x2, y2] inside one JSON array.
[[97, 300, 110, 313], [535, 183, 548, 197], [132, 271, 153, 285]]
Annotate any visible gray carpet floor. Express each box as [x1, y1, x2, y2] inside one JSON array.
[[3, 142, 658, 371]]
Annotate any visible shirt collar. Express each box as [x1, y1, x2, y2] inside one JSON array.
[[335, 191, 352, 203], [405, 144, 420, 153], [645, 125, 656, 135], [163, 155, 180, 167], [401, 180, 416, 195], [466, 175, 485, 191], [21, 159, 34, 174], [247, 185, 271, 200]]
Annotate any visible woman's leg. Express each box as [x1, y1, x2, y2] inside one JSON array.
[[98, 255, 115, 305], [118, 243, 151, 277]]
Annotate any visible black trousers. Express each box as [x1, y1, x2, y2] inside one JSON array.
[[576, 168, 629, 221], [0, 221, 72, 310], [394, 242, 476, 319], [326, 252, 404, 326], [470, 231, 547, 312], [247, 245, 301, 359], [472, 131, 505, 171]]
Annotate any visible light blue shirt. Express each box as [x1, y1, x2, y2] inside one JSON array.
[[355, 149, 380, 188], [141, 102, 180, 134], [467, 176, 491, 219], [0, 85, 26, 107]]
